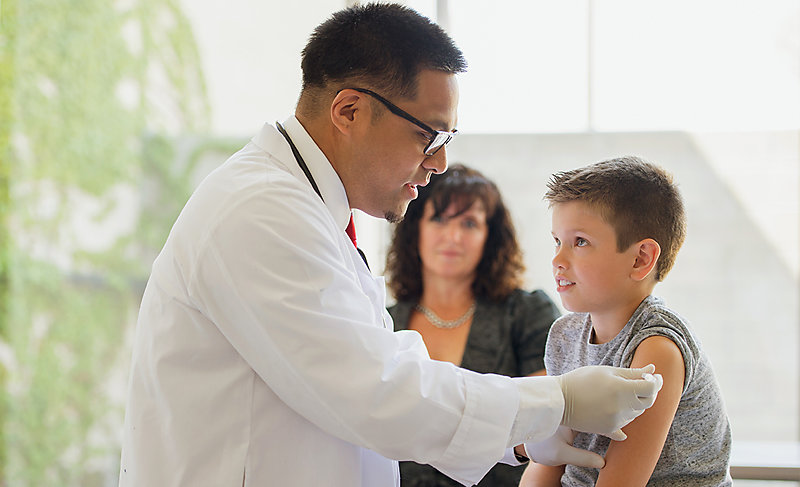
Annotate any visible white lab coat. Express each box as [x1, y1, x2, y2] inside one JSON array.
[[119, 117, 563, 486]]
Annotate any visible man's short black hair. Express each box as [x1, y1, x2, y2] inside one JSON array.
[[301, 3, 466, 99]]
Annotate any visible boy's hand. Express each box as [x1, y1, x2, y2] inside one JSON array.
[[524, 426, 605, 468], [555, 364, 663, 441]]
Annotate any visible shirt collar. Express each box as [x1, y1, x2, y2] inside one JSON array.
[[279, 116, 352, 233]]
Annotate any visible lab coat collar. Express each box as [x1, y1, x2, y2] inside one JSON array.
[[278, 116, 352, 234]]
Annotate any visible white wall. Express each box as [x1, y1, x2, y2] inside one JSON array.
[[177, 0, 346, 136]]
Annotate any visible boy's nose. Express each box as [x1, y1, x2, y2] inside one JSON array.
[[552, 249, 567, 269]]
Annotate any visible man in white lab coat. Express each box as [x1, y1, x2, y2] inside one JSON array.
[[119, 3, 662, 486]]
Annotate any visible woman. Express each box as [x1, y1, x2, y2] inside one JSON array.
[[385, 164, 561, 487]]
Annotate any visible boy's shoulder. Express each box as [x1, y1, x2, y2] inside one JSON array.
[[624, 295, 706, 382], [632, 296, 694, 342]]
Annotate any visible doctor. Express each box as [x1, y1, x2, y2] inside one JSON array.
[[119, 3, 662, 486]]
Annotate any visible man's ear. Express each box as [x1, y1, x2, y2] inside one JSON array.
[[631, 238, 661, 281], [330, 89, 364, 135]]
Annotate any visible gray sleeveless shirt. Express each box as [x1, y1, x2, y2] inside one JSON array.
[[545, 295, 732, 486]]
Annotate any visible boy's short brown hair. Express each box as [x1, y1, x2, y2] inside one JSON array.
[[544, 156, 686, 281]]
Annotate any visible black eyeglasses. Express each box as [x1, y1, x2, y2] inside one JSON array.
[[343, 88, 457, 156]]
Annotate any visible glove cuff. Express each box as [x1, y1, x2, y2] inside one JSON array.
[[499, 446, 528, 466], [515, 445, 530, 464]]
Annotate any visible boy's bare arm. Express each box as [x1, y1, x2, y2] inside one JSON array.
[[518, 462, 564, 487], [595, 336, 685, 487]]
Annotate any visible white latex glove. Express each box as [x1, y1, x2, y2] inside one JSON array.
[[524, 426, 605, 469], [555, 364, 663, 441]]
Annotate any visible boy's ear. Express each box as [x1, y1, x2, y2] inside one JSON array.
[[631, 238, 661, 281]]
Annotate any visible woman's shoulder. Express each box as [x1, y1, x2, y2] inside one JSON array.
[[509, 287, 555, 301], [387, 300, 414, 330], [497, 288, 561, 331], [504, 288, 560, 314]]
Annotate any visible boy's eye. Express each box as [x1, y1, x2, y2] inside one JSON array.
[[553, 237, 561, 247], [576, 237, 588, 247]]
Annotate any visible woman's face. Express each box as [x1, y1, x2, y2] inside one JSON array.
[[418, 198, 489, 282]]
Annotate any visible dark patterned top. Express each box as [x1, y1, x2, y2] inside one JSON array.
[[388, 289, 560, 487]]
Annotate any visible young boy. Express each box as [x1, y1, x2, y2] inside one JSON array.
[[521, 157, 732, 486]]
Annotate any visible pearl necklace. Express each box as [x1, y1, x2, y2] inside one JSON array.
[[414, 302, 476, 329]]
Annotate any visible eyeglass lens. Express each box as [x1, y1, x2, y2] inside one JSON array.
[[424, 132, 453, 156]]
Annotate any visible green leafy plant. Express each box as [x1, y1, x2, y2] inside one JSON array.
[[1, 0, 209, 484]]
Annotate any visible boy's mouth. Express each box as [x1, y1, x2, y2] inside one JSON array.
[[556, 277, 574, 287]]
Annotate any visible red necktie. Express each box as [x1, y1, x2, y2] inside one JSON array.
[[345, 214, 357, 248]]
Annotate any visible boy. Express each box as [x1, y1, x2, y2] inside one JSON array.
[[521, 157, 732, 486]]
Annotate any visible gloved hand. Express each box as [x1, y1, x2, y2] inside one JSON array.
[[524, 426, 605, 469], [555, 364, 663, 441]]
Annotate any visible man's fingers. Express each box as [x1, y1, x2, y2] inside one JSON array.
[[524, 427, 608, 468], [639, 363, 656, 375], [563, 446, 606, 469], [608, 428, 627, 441], [631, 373, 663, 409], [556, 364, 664, 439], [617, 363, 656, 379], [570, 447, 606, 469]]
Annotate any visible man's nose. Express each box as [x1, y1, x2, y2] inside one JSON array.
[[423, 146, 448, 175]]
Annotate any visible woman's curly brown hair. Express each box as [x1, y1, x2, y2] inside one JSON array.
[[385, 164, 525, 303]]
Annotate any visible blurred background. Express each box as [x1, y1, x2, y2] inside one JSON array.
[[0, 0, 797, 485]]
